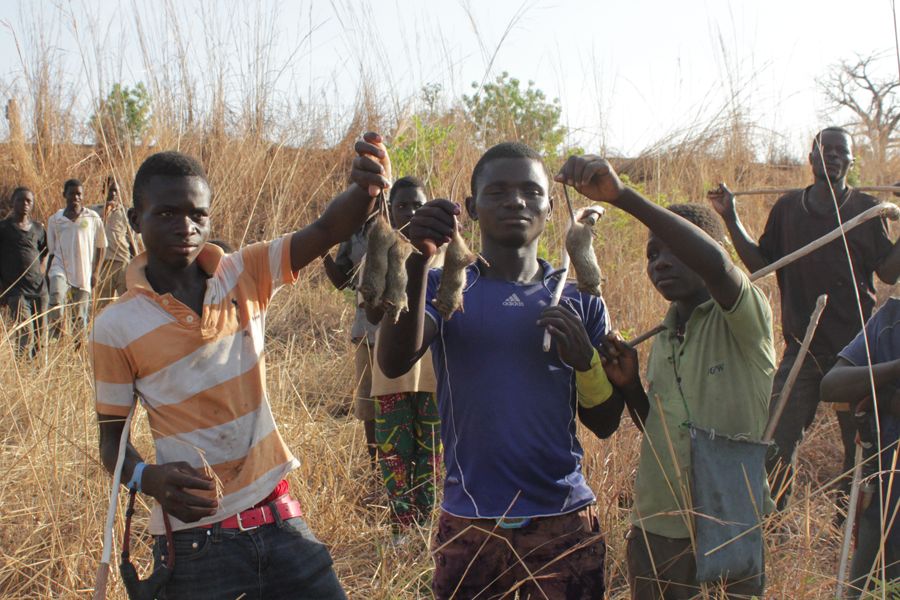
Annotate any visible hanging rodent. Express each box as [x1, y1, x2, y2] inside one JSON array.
[[565, 199, 604, 297], [432, 229, 477, 320], [359, 207, 395, 310], [382, 232, 415, 323]]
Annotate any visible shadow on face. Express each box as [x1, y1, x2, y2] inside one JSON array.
[[390, 187, 427, 231], [646, 232, 705, 302]]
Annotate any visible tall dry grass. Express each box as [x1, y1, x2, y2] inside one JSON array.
[[1, 3, 899, 599]]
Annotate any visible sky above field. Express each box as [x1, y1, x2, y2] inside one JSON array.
[[0, 0, 897, 158]]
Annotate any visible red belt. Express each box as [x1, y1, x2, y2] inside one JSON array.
[[201, 495, 303, 531]]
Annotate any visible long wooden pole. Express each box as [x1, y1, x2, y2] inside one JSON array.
[[630, 203, 900, 347], [92, 406, 135, 600], [836, 445, 864, 599], [762, 294, 828, 442], [735, 185, 900, 196]]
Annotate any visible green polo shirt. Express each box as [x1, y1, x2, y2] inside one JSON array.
[[630, 270, 776, 539]]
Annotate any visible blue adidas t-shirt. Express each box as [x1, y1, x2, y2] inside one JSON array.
[[839, 297, 900, 544], [425, 259, 611, 519]]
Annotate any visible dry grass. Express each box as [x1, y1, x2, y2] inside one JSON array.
[[2, 3, 900, 599]]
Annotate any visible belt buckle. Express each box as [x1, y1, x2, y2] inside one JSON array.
[[236, 509, 259, 532]]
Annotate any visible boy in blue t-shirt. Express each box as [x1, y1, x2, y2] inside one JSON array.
[[378, 142, 631, 599], [822, 299, 900, 598]]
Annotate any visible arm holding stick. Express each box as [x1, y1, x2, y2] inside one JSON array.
[[708, 183, 769, 273]]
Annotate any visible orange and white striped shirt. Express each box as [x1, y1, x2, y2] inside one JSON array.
[[91, 235, 299, 533]]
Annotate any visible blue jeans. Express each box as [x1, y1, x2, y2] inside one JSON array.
[[153, 517, 347, 600]]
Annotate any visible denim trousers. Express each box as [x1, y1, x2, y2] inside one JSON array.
[[152, 517, 347, 600]]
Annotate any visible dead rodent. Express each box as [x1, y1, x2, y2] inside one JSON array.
[[382, 233, 415, 323], [566, 208, 603, 296], [432, 230, 477, 320], [359, 214, 395, 309]]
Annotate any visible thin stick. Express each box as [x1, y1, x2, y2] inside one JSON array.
[[542, 250, 570, 352], [631, 203, 900, 347], [735, 185, 900, 196], [629, 324, 666, 347], [751, 203, 900, 281], [836, 444, 865, 598], [92, 405, 135, 600], [543, 183, 579, 352], [763, 294, 828, 441], [562, 184, 576, 226]]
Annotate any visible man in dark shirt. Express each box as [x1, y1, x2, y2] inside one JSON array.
[[0, 187, 49, 357], [708, 126, 900, 511]]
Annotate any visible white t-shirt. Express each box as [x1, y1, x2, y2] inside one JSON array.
[[47, 208, 107, 291]]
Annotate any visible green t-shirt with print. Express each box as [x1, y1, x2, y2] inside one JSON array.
[[631, 270, 777, 539]]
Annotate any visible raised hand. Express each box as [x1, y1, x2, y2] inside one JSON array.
[[406, 199, 459, 258], [352, 131, 392, 197], [707, 182, 736, 219], [555, 155, 625, 205], [141, 461, 218, 523]]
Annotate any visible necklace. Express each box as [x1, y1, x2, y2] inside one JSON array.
[[801, 185, 851, 216]]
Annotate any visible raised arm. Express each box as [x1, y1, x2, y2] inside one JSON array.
[[707, 183, 769, 273], [322, 242, 354, 290], [377, 199, 458, 378], [557, 156, 742, 310], [288, 132, 390, 272]]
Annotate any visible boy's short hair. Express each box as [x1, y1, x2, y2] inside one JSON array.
[[11, 186, 33, 202], [390, 176, 425, 203], [63, 179, 82, 194], [470, 142, 545, 196], [133, 151, 209, 208], [667, 203, 726, 244], [812, 126, 852, 151]]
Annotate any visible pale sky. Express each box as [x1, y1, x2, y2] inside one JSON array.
[[0, 0, 897, 158]]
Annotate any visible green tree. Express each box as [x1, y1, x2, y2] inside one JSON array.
[[91, 82, 151, 146], [463, 72, 566, 156]]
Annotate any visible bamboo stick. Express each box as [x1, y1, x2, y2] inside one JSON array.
[[836, 445, 864, 598], [631, 202, 900, 347], [762, 294, 828, 441], [92, 406, 135, 600]]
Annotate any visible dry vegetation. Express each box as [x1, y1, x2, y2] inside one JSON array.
[[1, 3, 900, 599]]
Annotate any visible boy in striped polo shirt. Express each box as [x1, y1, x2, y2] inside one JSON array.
[[91, 134, 390, 599]]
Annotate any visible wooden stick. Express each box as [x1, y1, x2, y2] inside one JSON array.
[[628, 205, 900, 348], [762, 294, 827, 441], [543, 250, 571, 352], [751, 203, 900, 281], [92, 405, 135, 600], [735, 185, 900, 196], [836, 444, 864, 598], [630, 203, 900, 347]]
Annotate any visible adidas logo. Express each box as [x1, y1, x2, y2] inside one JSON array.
[[502, 293, 525, 307]]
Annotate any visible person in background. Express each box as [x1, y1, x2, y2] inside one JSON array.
[[709, 127, 900, 513], [47, 178, 106, 338], [96, 176, 137, 308], [364, 176, 442, 535], [322, 216, 380, 470], [821, 299, 900, 598], [0, 187, 48, 357]]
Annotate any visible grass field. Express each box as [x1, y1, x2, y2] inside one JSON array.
[[2, 3, 900, 598]]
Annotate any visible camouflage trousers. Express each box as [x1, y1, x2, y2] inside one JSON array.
[[431, 508, 606, 599], [374, 391, 442, 526]]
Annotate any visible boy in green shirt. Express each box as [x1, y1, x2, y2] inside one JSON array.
[[557, 154, 775, 598]]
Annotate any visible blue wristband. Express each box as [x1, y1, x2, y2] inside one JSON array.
[[127, 462, 147, 493]]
